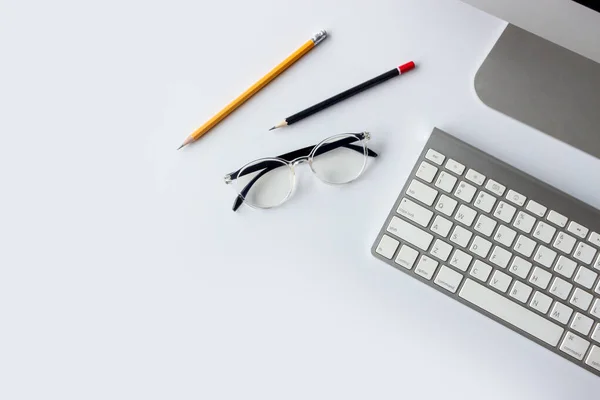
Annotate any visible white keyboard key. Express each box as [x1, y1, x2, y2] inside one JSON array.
[[509, 256, 532, 279], [570, 288, 593, 311], [445, 159, 465, 175], [449, 249, 472, 272], [470, 260, 492, 282], [494, 225, 517, 247], [397, 198, 434, 227], [510, 281, 533, 303], [571, 312, 594, 336], [526, 200, 547, 218], [490, 270, 512, 292], [560, 332, 590, 361], [574, 242, 597, 265], [394, 245, 420, 270], [585, 346, 600, 371], [550, 277, 573, 300], [474, 191, 497, 214], [550, 302, 573, 325], [494, 201, 517, 224], [387, 217, 434, 251], [470, 236, 492, 258], [474, 215, 497, 237], [533, 245, 557, 269], [506, 189, 526, 207], [406, 179, 438, 207], [533, 221, 557, 244], [435, 194, 458, 217], [376, 235, 399, 259], [450, 226, 473, 248], [530, 291, 553, 314], [595, 281, 600, 295], [465, 169, 485, 186], [430, 239, 453, 262], [591, 299, 600, 319], [589, 232, 600, 248], [593, 325, 600, 343], [547, 210, 568, 228], [435, 171, 458, 193], [415, 255, 439, 280], [416, 161, 438, 183], [529, 267, 552, 290], [454, 204, 477, 227], [425, 149, 445, 165], [430, 215, 453, 238], [490, 246, 512, 269], [554, 256, 577, 279], [454, 181, 477, 203], [553, 232, 577, 254], [485, 179, 506, 196], [568, 221, 589, 239], [514, 235, 536, 258], [434, 265, 464, 293], [574, 266, 598, 290], [513, 211, 536, 234], [459, 279, 564, 346], [594, 255, 600, 271]]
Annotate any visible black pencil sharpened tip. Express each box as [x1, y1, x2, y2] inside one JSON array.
[[268, 126, 276, 131]]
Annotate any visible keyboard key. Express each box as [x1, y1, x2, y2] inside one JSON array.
[[450, 226, 473, 248], [376, 235, 399, 259], [474, 191, 496, 213], [394, 245, 420, 270], [397, 198, 434, 227], [474, 215, 497, 237], [470, 260, 492, 282], [547, 210, 568, 228], [490, 246, 512, 269], [574, 242, 597, 265], [449, 249, 472, 271], [494, 201, 517, 223], [585, 346, 600, 371], [550, 277, 573, 300], [571, 312, 594, 336], [387, 217, 434, 251], [514, 235, 536, 258], [560, 332, 589, 361], [533, 245, 557, 269], [434, 194, 457, 217], [485, 179, 506, 196], [454, 204, 477, 227], [490, 270, 512, 292], [415, 255, 439, 280], [430, 215, 453, 238], [591, 299, 600, 319], [509, 256, 532, 279], [513, 211, 536, 234], [530, 291, 553, 314], [570, 288, 593, 311], [470, 236, 492, 258], [506, 189, 526, 207], [407, 179, 438, 206], [494, 225, 517, 247], [553, 232, 577, 254], [533, 221, 556, 244], [445, 159, 465, 175], [454, 181, 477, 203], [593, 325, 600, 343], [435, 171, 458, 193], [434, 265, 463, 293], [529, 267, 552, 290], [430, 239, 453, 262], [568, 221, 589, 239], [589, 232, 600, 248], [574, 266, 598, 290], [459, 279, 564, 346], [554, 256, 577, 279], [526, 200, 547, 218], [510, 281, 533, 303], [425, 149, 445, 165], [416, 161, 438, 183], [465, 169, 485, 186], [550, 302, 573, 325]]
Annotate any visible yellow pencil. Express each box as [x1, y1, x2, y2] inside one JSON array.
[[178, 30, 328, 149]]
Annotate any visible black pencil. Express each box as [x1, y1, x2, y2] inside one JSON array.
[[269, 61, 415, 130]]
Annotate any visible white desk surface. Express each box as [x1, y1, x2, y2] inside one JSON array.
[[2, 0, 600, 398]]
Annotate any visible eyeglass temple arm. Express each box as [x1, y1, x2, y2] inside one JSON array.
[[232, 167, 271, 211]]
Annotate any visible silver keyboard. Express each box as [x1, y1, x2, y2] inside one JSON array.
[[371, 128, 600, 377]]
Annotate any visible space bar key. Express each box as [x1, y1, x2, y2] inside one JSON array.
[[459, 279, 564, 347]]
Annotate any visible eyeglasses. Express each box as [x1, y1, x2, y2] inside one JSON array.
[[224, 132, 378, 211]]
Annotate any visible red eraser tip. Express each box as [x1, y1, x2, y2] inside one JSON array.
[[398, 61, 415, 74]]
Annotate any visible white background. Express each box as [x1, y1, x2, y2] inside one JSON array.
[[2, 0, 600, 398]]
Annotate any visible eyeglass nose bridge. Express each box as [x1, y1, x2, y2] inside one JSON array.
[[291, 156, 310, 166]]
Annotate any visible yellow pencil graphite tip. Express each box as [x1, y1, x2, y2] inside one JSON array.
[[177, 143, 186, 150]]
